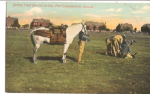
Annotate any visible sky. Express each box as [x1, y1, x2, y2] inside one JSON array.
[[6, 1, 150, 30]]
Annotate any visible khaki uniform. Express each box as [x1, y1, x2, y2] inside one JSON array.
[[105, 36, 114, 55], [78, 40, 85, 63], [111, 35, 124, 56]]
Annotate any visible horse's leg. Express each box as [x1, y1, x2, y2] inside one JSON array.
[[62, 43, 70, 63], [33, 43, 41, 64]]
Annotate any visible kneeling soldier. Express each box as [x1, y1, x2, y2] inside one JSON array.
[[105, 35, 114, 55]]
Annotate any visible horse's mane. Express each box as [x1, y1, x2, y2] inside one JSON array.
[[70, 21, 87, 27], [70, 23, 82, 27]]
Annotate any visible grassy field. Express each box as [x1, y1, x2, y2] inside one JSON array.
[[6, 29, 150, 93]]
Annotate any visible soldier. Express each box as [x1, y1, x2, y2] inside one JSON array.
[[111, 34, 125, 57], [105, 35, 114, 55], [120, 40, 136, 58], [78, 31, 90, 64]]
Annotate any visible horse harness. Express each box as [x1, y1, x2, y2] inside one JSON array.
[[79, 23, 90, 42], [34, 26, 67, 44]]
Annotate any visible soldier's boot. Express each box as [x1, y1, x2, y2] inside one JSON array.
[[126, 53, 133, 58]]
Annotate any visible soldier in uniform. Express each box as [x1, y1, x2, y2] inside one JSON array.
[[105, 35, 114, 55], [111, 34, 125, 57], [120, 40, 136, 58], [78, 31, 90, 64], [105, 34, 125, 56]]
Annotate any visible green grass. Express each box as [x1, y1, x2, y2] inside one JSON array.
[[6, 30, 150, 93]]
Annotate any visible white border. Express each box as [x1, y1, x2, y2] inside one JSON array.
[[5, 1, 150, 3], [0, 1, 6, 94], [2, 1, 150, 94]]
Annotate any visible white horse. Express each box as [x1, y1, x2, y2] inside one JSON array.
[[30, 21, 88, 64]]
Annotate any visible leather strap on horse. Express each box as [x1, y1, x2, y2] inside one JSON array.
[[81, 23, 86, 34]]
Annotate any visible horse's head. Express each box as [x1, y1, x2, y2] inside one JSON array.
[[80, 20, 90, 42], [81, 20, 88, 35]]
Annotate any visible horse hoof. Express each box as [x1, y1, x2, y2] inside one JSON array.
[[33, 61, 36, 64], [62, 59, 66, 64], [33, 59, 37, 64]]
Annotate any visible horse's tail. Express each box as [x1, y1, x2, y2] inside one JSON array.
[[30, 30, 36, 47]]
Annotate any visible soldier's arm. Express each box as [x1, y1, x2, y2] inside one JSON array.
[[120, 37, 123, 44]]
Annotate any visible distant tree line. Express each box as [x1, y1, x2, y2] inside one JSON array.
[[11, 20, 20, 28], [22, 24, 29, 28], [98, 25, 110, 31], [86, 24, 110, 31]]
